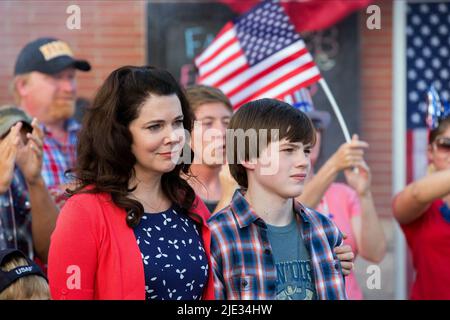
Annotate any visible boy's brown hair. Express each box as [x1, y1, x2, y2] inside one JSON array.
[[185, 85, 233, 114], [227, 98, 316, 188]]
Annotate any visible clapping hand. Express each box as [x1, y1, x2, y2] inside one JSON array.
[[15, 118, 45, 185]]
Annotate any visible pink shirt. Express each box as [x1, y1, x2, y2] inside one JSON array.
[[317, 182, 363, 300]]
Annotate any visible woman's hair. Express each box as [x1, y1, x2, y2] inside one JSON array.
[[0, 255, 49, 300], [69, 65, 196, 227], [429, 117, 450, 144], [227, 98, 316, 188], [185, 85, 233, 114]]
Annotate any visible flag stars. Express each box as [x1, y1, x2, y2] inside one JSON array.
[[411, 15, 421, 25], [415, 58, 425, 69], [408, 70, 417, 80], [411, 113, 421, 124], [429, 14, 440, 25], [433, 80, 442, 91], [419, 4, 429, 14], [430, 36, 440, 47], [409, 91, 419, 102], [431, 58, 441, 69], [424, 69, 434, 80], [407, 26, 413, 36], [438, 25, 448, 35], [417, 80, 427, 91], [418, 102, 427, 113], [438, 3, 448, 13], [422, 47, 431, 58], [413, 37, 423, 47]]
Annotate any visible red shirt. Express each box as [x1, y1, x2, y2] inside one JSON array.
[[48, 192, 215, 300], [400, 199, 450, 300]]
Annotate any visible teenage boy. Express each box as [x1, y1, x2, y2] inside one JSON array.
[[208, 98, 347, 300], [185, 85, 237, 213]]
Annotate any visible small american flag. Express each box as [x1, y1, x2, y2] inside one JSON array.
[[406, 2, 450, 182], [283, 87, 314, 110], [195, 0, 321, 109]]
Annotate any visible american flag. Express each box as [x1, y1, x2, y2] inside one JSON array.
[[406, 2, 450, 183], [283, 87, 314, 110], [195, 0, 321, 109]]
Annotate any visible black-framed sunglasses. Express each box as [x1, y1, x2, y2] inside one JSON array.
[[434, 137, 450, 152]]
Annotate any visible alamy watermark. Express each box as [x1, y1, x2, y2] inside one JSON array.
[[175, 124, 289, 176], [366, 4, 381, 30], [66, 5, 81, 30]]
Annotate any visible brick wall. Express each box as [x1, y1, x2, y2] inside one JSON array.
[[0, 0, 146, 106], [355, 0, 396, 299]]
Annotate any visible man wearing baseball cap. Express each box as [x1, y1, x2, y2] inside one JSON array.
[[11, 37, 91, 189], [0, 105, 58, 264]]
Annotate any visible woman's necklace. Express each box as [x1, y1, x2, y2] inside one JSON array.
[[130, 193, 168, 214]]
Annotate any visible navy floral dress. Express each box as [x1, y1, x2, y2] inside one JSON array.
[[133, 205, 208, 300]]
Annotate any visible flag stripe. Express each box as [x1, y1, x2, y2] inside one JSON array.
[[232, 65, 321, 107], [198, 41, 242, 76], [200, 61, 249, 88], [208, 40, 309, 93], [197, 36, 239, 70], [199, 49, 244, 80], [273, 76, 322, 102], [224, 48, 312, 99], [195, 22, 235, 66]]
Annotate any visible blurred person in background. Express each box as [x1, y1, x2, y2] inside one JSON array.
[[185, 85, 237, 213], [11, 37, 91, 190], [73, 97, 92, 124], [0, 106, 58, 263], [0, 248, 49, 300], [393, 96, 450, 300], [296, 88, 386, 300]]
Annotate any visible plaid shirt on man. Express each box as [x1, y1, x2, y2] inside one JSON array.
[[41, 118, 80, 188], [0, 167, 33, 258], [207, 189, 347, 300]]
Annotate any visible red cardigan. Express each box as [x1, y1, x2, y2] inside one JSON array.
[[48, 192, 215, 300]]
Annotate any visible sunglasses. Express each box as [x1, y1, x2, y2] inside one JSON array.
[[434, 137, 450, 152]]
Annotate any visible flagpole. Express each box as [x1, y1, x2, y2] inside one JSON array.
[[392, 0, 407, 300], [318, 78, 352, 142]]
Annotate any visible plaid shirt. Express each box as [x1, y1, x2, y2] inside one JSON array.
[[0, 167, 33, 259], [41, 119, 80, 188], [207, 189, 347, 300]]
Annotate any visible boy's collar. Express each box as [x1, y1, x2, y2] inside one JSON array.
[[230, 188, 310, 229]]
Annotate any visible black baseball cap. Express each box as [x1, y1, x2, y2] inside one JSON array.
[[0, 249, 48, 293], [14, 37, 91, 76]]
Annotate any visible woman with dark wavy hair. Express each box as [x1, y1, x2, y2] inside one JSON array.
[[47, 66, 214, 300]]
